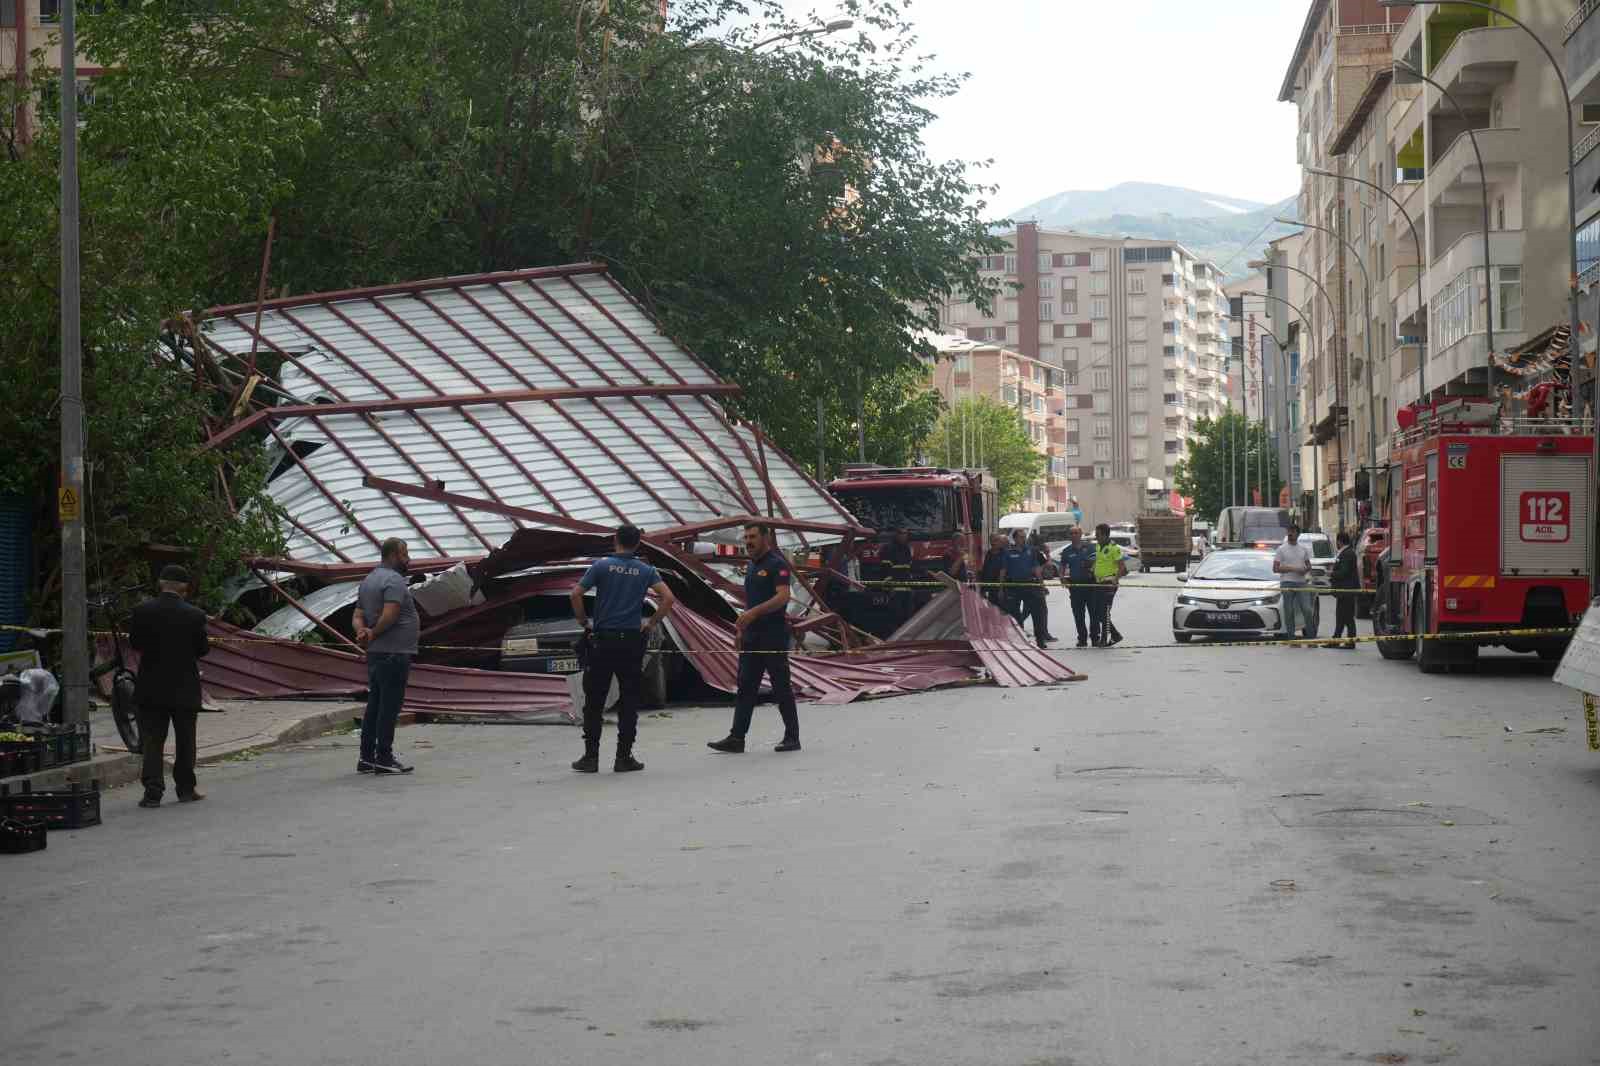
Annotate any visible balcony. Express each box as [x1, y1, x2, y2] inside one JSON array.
[[1569, 0, 1600, 100], [1429, 127, 1519, 207], [1388, 178, 1425, 232], [1577, 125, 1600, 221], [1429, 26, 1518, 100], [1426, 228, 1523, 304]]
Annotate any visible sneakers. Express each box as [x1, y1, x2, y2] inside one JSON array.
[[357, 758, 376, 774], [177, 791, 205, 803], [372, 755, 414, 775], [774, 737, 801, 753], [707, 736, 746, 754], [138, 795, 161, 809], [614, 753, 645, 773]]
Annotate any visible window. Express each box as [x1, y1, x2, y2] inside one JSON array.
[[1131, 413, 1148, 436], [1128, 318, 1147, 341], [0, 0, 13, 27], [1131, 440, 1149, 461], [1039, 347, 1055, 364], [1003, 385, 1018, 405], [1497, 266, 1522, 331], [1003, 254, 1018, 274], [1065, 418, 1080, 433], [952, 354, 972, 373], [1093, 368, 1110, 390], [945, 302, 967, 324], [1039, 302, 1054, 321], [1093, 392, 1110, 413], [1038, 277, 1055, 296], [1091, 249, 1109, 271], [1066, 443, 1081, 457], [1004, 299, 1019, 320], [1034, 395, 1046, 414], [1128, 344, 1146, 366], [1092, 320, 1108, 341], [1062, 347, 1079, 369], [1129, 389, 1148, 410], [39, 0, 60, 22], [1095, 464, 1112, 480], [1091, 343, 1108, 366], [1090, 297, 1109, 319], [1039, 253, 1053, 271], [1094, 440, 1112, 460], [1089, 274, 1108, 296], [1062, 298, 1078, 316], [1496, 195, 1506, 231], [1128, 272, 1146, 295], [1094, 418, 1112, 439], [1129, 366, 1148, 389]]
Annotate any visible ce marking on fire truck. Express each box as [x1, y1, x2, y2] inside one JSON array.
[[1446, 443, 1469, 470]]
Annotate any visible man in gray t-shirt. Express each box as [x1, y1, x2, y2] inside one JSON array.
[[1273, 525, 1316, 639], [353, 538, 419, 774]]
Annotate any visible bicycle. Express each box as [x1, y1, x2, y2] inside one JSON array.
[[88, 587, 146, 755]]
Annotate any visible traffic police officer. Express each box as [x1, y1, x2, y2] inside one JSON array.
[[1058, 526, 1096, 648], [1091, 522, 1127, 647], [709, 522, 802, 754], [570, 524, 677, 773]]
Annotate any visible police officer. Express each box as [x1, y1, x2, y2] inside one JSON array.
[[570, 524, 677, 774], [999, 534, 1047, 648], [1058, 526, 1096, 648], [1090, 522, 1127, 647], [709, 523, 801, 754]]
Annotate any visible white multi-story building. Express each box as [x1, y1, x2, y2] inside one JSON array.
[[938, 223, 1229, 523]]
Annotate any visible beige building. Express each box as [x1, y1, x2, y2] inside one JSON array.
[[938, 224, 1229, 523], [924, 333, 1070, 513], [1279, 0, 1578, 531], [2, 1, 99, 144]]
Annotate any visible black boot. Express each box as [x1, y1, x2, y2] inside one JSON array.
[[614, 744, 644, 773], [572, 741, 600, 773], [707, 735, 745, 753]]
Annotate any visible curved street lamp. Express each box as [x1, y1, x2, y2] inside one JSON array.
[[1306, 165, 1429, 406], [1230, 309, 1298, 510]]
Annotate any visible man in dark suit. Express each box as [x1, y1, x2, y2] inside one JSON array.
[[127, 565, 211, 808]]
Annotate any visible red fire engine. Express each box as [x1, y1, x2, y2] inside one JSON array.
[[828, 466, 997, 572], [1373, 399, 1592, 672]]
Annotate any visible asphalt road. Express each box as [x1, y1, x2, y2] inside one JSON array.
[[6, 576, 1598, 1066]]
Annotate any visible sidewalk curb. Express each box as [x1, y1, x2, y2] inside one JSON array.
[[0, 704, 368, 794]]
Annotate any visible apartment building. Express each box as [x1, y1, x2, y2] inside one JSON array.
[[1224, 270, 1303, 507], [1281, 1, 1579, 530], [2, 0, 98, 143], [938, 223, 1230, 522], [1568, 0, 1600, 399], [925, 333, 1071, 513]]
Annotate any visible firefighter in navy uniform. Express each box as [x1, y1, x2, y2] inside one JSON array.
[[709, 523, 802, 754], [569, 525, 677, 774]]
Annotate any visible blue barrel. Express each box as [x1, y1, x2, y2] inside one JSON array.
[[0, 495, 32, 653]]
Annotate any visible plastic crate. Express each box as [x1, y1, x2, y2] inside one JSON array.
[[0, 817, 47, 854], [42, 726, 90, 768], [0, 740, 45, 777], [0, 781, 101, 830]]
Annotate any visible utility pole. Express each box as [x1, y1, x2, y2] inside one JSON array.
[[59, 0, 88, 726]]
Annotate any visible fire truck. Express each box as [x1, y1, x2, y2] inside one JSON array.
[[1372, 400, 1592, 673], [828, 466, 998, 571]]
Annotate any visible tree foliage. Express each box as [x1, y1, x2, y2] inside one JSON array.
[[1172, 412, 1283, 523], [920, 396, 1045, 511]]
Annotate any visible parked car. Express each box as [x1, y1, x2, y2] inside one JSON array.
[[1354, 525, 1389, 618], [1171, 548, 1318, 642], [1297, 531, 1336, 589], [1212, 506, 1292, 550], [1109, 530, 1140, 565]]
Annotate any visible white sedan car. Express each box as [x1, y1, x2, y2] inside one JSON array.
[[1171, 549, 1319, 642]]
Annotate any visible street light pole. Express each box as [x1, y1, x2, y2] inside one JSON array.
[[1308, 166, 1429, 407], [59, 0, 88, 727], [1243, 291, 1318, 526], [1281, 216, 1378, 531]]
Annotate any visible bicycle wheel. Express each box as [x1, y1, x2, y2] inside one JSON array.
[[111, 668, 142, 753]]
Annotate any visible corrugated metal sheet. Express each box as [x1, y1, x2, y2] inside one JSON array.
[[200, 266, 853, 563], [102, 622, 575, 720], [958, 586, 1083, 687], [251, 581, 362, 640]]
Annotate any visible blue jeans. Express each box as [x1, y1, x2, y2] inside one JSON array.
[[362, 652, 412, 761], [1281, 587, 1316, 636]]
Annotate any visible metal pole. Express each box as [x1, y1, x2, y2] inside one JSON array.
[[1308, 166, 1428, 406], [856, 366, 866, 463], [59, 0, 88, 727], [816, 394, 826, 481]]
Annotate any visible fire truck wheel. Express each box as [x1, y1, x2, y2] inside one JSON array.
[[1416, 603, 1448, 674]]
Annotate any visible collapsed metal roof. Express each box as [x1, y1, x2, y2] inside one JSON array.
[[197, 264, 855, 565]]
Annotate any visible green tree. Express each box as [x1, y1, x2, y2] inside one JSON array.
[[1173, 412, 1283, 523], [0, 46, 310, 621], [80, 0, 1007, 471], [920, 396, 1045, 511]]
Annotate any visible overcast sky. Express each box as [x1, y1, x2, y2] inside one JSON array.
[[786, 0, 1311, 212]]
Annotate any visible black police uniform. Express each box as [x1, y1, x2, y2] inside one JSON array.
[[1058, 542, 1096, 646], [729, 549, 800, 743], [576, 551, 660, 768]]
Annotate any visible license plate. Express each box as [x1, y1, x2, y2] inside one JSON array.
[[1202, 611, 1242, 624], [544, 657, 580, 673]]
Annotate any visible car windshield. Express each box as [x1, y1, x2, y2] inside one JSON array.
[[1191, 551, 1276, 581], [834, 487, 955, 534], [1304, 537, 1334, 559]]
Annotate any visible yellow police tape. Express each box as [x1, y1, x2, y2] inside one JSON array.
[[0, 621, 1577, 657], [1585, 694, 1600, 752]]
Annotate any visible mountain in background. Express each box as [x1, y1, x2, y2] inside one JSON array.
[[1006, 183, 1300, 281]]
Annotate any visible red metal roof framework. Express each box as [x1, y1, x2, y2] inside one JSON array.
[[192, 264, 858, 567]]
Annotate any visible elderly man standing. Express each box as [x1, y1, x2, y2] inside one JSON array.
[[353, 538, 419, 775], [128, 565, 211, 809]]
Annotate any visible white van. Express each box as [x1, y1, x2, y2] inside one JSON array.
[[997, 512, 1080, 552]]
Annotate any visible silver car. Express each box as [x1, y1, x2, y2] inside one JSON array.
[[1172, 549, 1317, 642]]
